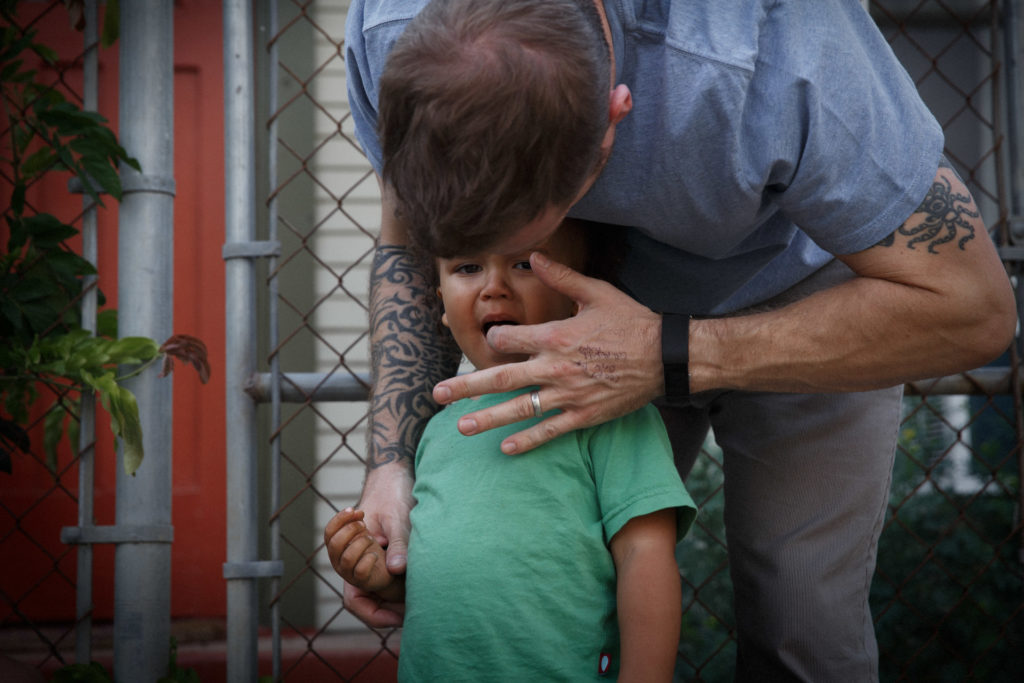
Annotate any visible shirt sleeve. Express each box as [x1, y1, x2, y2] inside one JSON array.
[[344, 2, 422, 174], [582, 404, 697, 544], [740, 0, 944, 255]]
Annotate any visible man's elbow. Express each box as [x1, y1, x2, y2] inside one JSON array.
[[962, 280, 1018, 366]]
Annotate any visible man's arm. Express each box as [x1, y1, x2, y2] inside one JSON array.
[[609, 509, 680, 683], [325, 181, 461, 627], [433, 161, 1016, 453], [690, 160, 1016, 393]]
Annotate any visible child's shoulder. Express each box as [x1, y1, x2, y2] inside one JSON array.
[[587, 402, 667, 436]]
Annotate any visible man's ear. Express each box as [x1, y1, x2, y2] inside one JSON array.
[[609, 84, 632, 125]]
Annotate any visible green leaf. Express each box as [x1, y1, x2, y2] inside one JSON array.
[[101, 0, 120, 48], [19, 146, 59, 178], [111, 385, 143, 475], [67, 397, 82, 458], [44, 401, 66, 472], [81, 156, 122, 200], [22, 212, 79, 248], [0, 56, 24, 83], [50, 661, 114, 683], [38, 102, 106, 135], [36, 359, 69, 376], [46, 249, 97, 280], [97, 309, 118, 338], [0, 416, 31, 453], [30, 43, 58, 66], [2, 381, 35, 424], [109, 337, 161, 365], [18, 299, 65, 336], [81, 370, 145, 475], [13, 122, 35, 155], [9, 183, 26, 217]]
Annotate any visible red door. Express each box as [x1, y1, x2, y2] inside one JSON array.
[[1, 0, 227, 626]]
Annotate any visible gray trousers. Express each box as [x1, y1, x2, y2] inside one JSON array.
[[657, 261, 901, 682]]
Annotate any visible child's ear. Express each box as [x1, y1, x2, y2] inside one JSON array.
[[571, 301, 580, 316], [436, 287, 450, 328]]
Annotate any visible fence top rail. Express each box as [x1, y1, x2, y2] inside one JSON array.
[[244, 366, 1019, 404]]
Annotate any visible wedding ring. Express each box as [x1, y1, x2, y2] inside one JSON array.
[[530, 390, 543, 417]]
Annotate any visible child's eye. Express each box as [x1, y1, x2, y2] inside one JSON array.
[[513, 261, 532, 271], [453, 263, 482, 275]]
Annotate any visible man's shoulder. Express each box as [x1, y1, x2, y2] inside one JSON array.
[[632, 0, 773, 72], [347, 0, 426, 35]]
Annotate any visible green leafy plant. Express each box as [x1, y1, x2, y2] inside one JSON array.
[[0, 10, 209, 476], [157, 636, 202, 683], [50, 661, 114, 683], [50, 636, 202, 682]]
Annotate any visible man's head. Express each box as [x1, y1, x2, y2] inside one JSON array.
[[435, 219, 587, 369], [379, 0, 618, 258]]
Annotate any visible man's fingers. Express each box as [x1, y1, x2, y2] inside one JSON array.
[[498, 411, 583, 455], [529, 251, 599, 303], [342, 583, 405, 629], [433, 359, 536, 405], [454, 385, 551, 436]]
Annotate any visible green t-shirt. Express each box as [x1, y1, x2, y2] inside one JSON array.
[[399, 390, 696, 681]]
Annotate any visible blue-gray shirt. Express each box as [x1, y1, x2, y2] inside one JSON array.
[[345, 0, 944, 315]]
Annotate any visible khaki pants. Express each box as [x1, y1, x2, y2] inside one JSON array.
[[657, 260, 900, 682]]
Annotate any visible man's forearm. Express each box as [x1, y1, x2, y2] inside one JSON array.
[[689, 163, 1016, 394], [367, 245, 462, 469]]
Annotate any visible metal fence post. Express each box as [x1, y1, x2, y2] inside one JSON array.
[[114, 1, 176, 681], [75, 0, 99, 666], [223, 1, 262, 680]]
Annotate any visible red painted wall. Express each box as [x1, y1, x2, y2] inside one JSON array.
[[1, 0, 227, 623]]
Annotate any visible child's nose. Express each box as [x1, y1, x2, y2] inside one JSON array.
[[480, 271, 512, 299]]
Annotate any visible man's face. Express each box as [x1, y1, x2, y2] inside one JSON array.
[[436, 226, 581, 369]]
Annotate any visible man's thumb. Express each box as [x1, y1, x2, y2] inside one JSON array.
[[385, 537, 408, 573]]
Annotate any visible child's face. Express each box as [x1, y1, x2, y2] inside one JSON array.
[[436, 227, 581, 370]]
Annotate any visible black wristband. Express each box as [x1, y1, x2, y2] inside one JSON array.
[[661, 313, 690, 398]]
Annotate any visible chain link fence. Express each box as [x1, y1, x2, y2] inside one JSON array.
[[277, 1, 1024, 681], [1, 0, 1022, 681], [1, 0, 105, 673]]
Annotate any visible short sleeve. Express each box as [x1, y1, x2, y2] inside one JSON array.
[[344, 1, 424, 174], [582, 405, 696, 543], [740, 0, 944, 254]]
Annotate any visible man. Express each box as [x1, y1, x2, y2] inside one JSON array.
[[327, 1, 1016, 679]]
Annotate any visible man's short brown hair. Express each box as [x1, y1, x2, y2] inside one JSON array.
[[378, 0, 610, 258]]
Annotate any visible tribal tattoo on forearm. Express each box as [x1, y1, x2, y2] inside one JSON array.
[[876, 157, 978, 252], [367, 245, 462, 469]]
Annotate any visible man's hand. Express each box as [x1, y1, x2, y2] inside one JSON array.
[[324, 464, 414, 627], [432, 252, 664, 454]]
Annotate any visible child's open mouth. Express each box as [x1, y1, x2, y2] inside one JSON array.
[[482, 321, 518, 334]]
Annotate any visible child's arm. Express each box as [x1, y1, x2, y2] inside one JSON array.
[[324, 508, 406, 603], [609, 508, 681, 683]]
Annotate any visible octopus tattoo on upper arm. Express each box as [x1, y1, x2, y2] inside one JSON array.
[[877, 158, 978, 253]]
